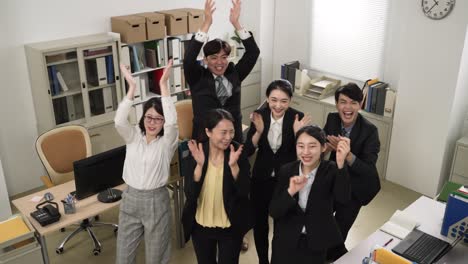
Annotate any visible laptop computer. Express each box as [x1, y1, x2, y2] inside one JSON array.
[[392, 229, 465, 264]]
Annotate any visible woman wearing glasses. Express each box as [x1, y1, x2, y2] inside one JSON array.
[[114, 60, 178, 264]]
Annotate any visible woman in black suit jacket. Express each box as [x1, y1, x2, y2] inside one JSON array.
[[244, 80, 310, 264], [183, 0, 260, 143], [269, 126, 351, 264], [181, 109, 252, 264]]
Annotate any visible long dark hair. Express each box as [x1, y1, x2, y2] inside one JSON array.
[[138, 97, 164, 136]]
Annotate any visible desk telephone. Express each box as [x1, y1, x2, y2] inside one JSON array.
[[30, 200, 61, 226]]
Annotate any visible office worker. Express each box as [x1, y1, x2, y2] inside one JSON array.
[[243, 79, 310, 264], [269, 125, 351, 264], [181, 109, 252, 264], [115, 60, 178, 264], [324, 83, 381, 261], [183, 0, 260, 143]]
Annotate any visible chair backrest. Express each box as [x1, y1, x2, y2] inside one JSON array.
[[174, 99, 193, 140], [36, 125, 92, 185]]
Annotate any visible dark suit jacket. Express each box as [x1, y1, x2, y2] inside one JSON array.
[[244, 107, 304, 182], [181, 141, 253, 243], [183, 34, 260, 142], [323, 112, 380, 206], [269, 160, 350, 251]]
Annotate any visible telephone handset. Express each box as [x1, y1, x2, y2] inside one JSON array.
[[30, 200, 61, 226]]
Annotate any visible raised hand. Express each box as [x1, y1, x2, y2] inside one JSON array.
[[159, 59, 173, 97], [251, 112, 264, 134], [293, 114, 312, 134], [228, 144, 243, 167], [188, 140, 205, 166], [336, 136, 351, 169], [326, 135, 340, 151], [287, 175, 307, 196], [120, 63, 136, 99], [201, 0, 216, 32], [229, 0, 242, 30]]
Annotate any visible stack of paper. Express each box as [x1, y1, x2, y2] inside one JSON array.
[[380, 210, 420, 239]]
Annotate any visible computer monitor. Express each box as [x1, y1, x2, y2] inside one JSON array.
[[73, 145, 126, 201]]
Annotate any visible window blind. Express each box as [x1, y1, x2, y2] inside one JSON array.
[[309, 0, 389, 81]]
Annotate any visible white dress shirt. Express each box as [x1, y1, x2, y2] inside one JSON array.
[[268, 114, 283, 154], [114, 97, 179, 190], [298, 163, 318, 233]]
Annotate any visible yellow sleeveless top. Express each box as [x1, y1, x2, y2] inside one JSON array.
[[195, 161, 231, 228]]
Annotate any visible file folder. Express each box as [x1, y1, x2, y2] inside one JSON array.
[[96, 57, 108, 86], [170, 67, 182, 93], [168, 38, 181, 64], [65, 96, 76, 120], [56, 71, 69, 91], [102, 87, 113, 113], [121, 46, 131, 72], [105, 55, 115, 84], [157, 39, 165, 67]]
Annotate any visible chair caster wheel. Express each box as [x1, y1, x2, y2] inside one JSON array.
[[56, 247, 64, 254], [93, 248, 101, 256], [94, 215, 100, 221], [60, 228, 65, 232]]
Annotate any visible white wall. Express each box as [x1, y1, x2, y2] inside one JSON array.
[[385, 1, 468, 197], [439, 26, 468, 188], [0, 0, 251, 196]]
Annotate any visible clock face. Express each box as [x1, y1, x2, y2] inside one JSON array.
[[421, 0, 455, 20]]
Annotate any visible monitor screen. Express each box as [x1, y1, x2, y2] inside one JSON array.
[[73, 145, 126, 200]]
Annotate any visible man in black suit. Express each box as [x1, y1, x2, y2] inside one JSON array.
[[183, 0, 260, 143], [324, 83, 381, 261]]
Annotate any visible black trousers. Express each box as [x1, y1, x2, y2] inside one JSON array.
[[272, 234, 326, 264], [326, 198, 362, 261], [192, 223, 243, 264], [251, 177, 277, 264]]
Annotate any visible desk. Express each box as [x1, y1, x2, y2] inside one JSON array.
[[336, 196, 468, 263], [12, 181, 126, 264]]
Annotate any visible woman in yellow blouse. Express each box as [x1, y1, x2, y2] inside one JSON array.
[[181, 109, 252, 264]]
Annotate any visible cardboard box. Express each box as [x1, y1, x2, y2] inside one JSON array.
[[174, 8, 204, 33], [136, 12, 166, 40], [111, 15, 146, 44], [157, 10, 188, 36]]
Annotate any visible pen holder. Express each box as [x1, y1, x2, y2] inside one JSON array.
[[63, 201, 76, 214]]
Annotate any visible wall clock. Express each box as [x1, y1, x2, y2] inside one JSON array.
[[421, 0, 455, 20]]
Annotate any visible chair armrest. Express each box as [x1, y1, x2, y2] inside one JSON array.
[[40, 175, 54, 188]]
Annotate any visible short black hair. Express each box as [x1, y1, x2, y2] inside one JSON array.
[[334, 82, 363, 103], [203, 38, 232, 57], [266, 79, 293, 98], [200, 109, 234, 142], [139, 97, 164, 136]]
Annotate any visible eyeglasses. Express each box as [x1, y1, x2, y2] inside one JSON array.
[[144, 115, 164, 124]]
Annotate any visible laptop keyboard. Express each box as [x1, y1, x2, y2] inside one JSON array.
[[403, 233, 448, 264]]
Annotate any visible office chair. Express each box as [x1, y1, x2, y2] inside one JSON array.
[[174, 99, 193, 140], [36, 125, 118, 256]]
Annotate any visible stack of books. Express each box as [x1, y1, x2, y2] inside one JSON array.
[[362, 80, 396, 117]]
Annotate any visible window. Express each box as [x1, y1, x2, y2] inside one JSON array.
[[309, 0, 389, 81]]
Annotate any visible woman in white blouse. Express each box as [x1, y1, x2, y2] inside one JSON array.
[[114, 60, 178, 264]]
